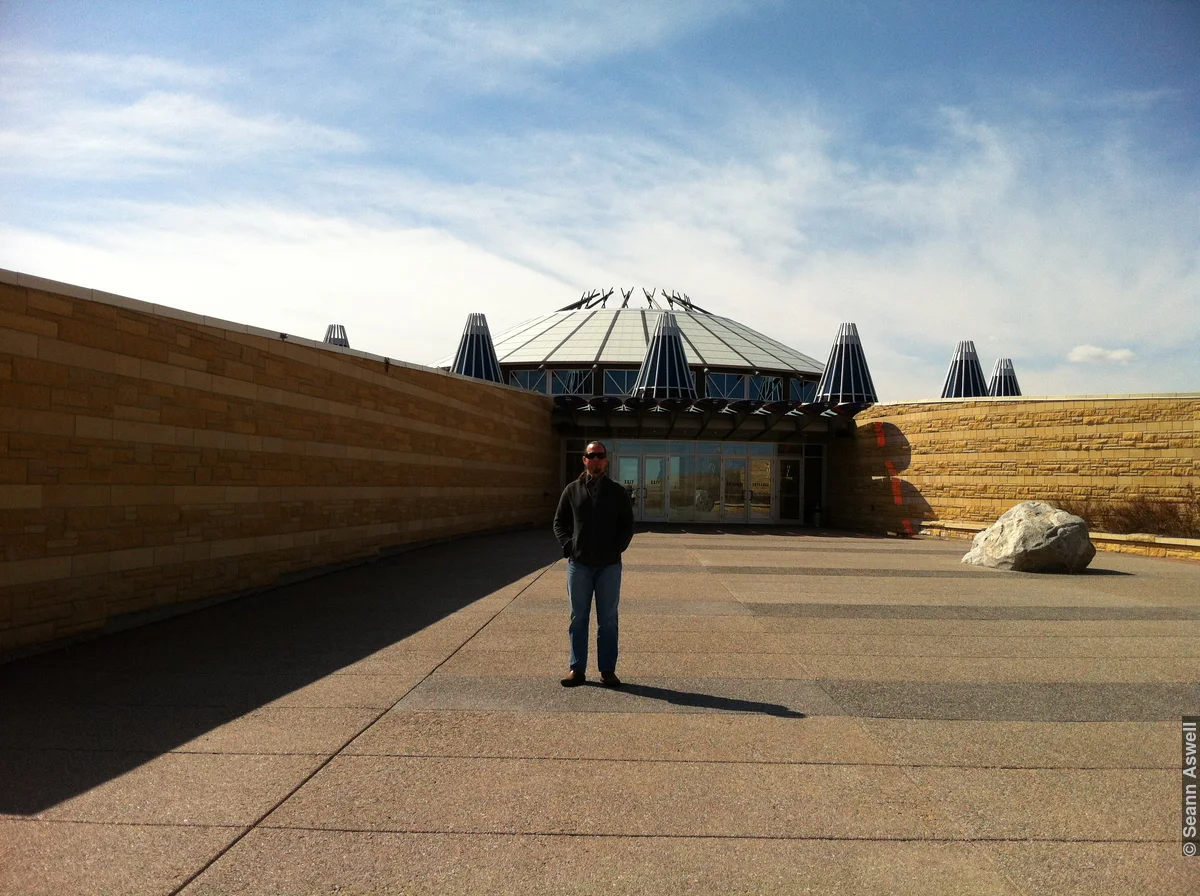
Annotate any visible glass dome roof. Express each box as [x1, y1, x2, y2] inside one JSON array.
[[434, 307, 823, 375]]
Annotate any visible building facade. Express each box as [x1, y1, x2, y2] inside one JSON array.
[[438, 289, 877, 525]]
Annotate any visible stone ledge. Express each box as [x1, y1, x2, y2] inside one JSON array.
[[918, 520, 1200, 561]]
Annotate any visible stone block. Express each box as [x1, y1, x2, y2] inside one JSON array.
[[0, 485, 42, 509], [0, 555, 72, 588]]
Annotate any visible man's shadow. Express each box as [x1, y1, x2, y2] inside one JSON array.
[[586, 681, 805, 718]]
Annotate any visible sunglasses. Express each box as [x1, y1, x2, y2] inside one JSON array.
[[584, 452, 607, 460]]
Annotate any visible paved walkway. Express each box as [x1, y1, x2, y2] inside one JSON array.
[[2, 529, 1198, 894]]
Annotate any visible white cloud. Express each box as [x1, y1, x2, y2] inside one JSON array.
[[1067, 345, 1135, 364], [0, 207, 568, 365]]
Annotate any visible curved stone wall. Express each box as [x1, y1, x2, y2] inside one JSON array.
[[828, 395, 1200, 551], [0, 270, 558, 658]]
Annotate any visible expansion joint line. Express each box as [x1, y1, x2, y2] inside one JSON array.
[[166, 560, 558, 896]]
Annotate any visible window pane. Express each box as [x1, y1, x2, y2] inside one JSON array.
[[790, 379, 817, 402], [722, 458, 747, 517], [667, 455, 696, 522], [705, 372, 747, 399], [749, 457, 772, 519], [604, 369, 638, 396], [508, 369, 546, 393], [693, 455, 721, 521], [750, 376, 782, 401], [552, 369, 595, 395]]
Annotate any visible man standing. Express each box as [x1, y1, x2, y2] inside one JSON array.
[[552, 440, 635, 688]]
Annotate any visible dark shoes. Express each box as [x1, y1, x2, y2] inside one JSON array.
[[561, 671, 621, 688]]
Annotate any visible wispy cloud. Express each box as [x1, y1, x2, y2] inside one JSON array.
[[0, 50, 228, 92], [302, 0, 758, 90], [1067, 345, 1135, 364], [0, 52, 362, 178]]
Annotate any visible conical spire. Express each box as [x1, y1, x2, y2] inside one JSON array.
[[940, 340, 989, 398], [988, 358, 1022, 396], [632, 312, 697, 399], [451, 313, 503, 384], [814, 323, 877, 404], [323, 324, 349, 348]]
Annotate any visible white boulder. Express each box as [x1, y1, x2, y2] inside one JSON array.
[[962, 502, 1096, 573]]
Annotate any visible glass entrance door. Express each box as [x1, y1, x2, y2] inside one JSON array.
[[643, 455, 668, 521], [721, 457, 747, 522], [611, 441, 788, 524], [617, 456, 640, 518], [749, 458, 772, 521]]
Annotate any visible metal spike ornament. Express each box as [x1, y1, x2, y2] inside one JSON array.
[[451, 313, 504, 384], [940, 340, 989, 398], [814, 323, 877, 405], [632, 312, 697, 399], [323, 324, 350, 348], [988, 358, 1022, 396]]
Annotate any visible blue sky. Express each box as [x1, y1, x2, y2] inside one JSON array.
[[1, 1, 1197, 399]]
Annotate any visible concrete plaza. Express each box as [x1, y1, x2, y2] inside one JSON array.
[[1, 528, 1198, 894]]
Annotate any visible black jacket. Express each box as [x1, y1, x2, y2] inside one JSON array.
[[553, 473, 635, 566]]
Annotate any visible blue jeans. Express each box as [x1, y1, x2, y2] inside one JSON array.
[[567, 560, 622, 674]]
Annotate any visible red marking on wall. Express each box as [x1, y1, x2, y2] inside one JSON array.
[[874, 421, 886, 447], [883, 452, 912, 534]]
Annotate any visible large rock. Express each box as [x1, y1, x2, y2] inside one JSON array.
[[962, 502, 1096, 573]]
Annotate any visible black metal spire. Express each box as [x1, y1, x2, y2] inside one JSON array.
[[451, 313, 503, 384], [631, 312, 697, 399], [814, 323, 877, 405], [988, 358, 1022, 396], [940, 340, 989, 398]]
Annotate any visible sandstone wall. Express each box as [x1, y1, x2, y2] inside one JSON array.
[[828, 396, 1199, 546], [0, 270, 558, 658]]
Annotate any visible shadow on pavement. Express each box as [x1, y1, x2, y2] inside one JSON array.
[[635, 523, 892, 539], [601, 682, 806, 718], [0, 528, 560, 815]]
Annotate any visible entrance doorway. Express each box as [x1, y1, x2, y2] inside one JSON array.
[[605, 440, 823, 525], [616, 454, 669, 521], [617, 455, 640, 517], [643, 455, 668, 521], [721, 457, 747, 522]]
